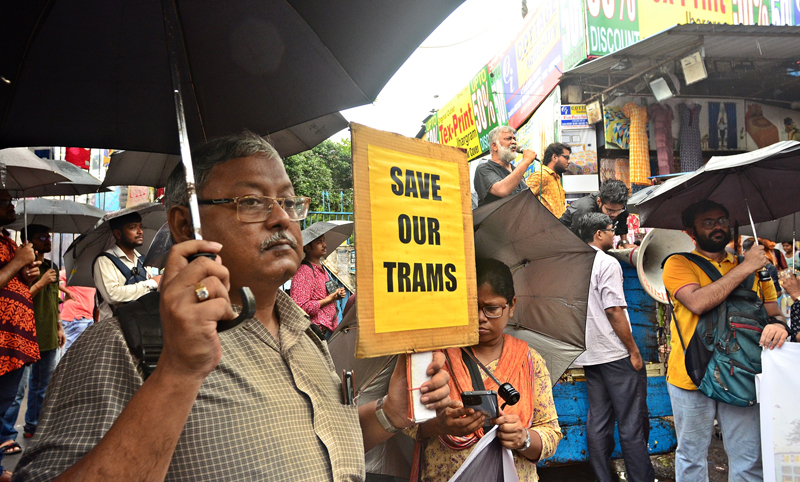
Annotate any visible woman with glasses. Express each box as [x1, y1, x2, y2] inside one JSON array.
[[407, 258, 562, 481]]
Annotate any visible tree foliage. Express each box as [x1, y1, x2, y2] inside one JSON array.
[[284, 138, 353, 212]]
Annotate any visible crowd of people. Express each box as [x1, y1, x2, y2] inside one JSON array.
[[0, 127, 794, 481]]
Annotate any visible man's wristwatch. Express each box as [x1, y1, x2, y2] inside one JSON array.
[[518, 429, 531, 451], [375, 395, 402, 433]]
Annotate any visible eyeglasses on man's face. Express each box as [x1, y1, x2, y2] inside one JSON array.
[[197, 195, 311, 223], [33, 233, 52, 241], [700, 217, 730, 230], [480, 303, 508, 319]]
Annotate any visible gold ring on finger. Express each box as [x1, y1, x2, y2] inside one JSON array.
[[195, 282, 210, 302]]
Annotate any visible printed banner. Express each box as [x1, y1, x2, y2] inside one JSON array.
[[351, 124, 478, 357], [436, 86, 483, 159], [469, 66, 503, 156], [561, 104, 589, 127], [639, 0, 733, 37], [586, 0, 641, 56]]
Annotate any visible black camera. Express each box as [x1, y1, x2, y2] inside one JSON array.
[[461, 390, 498, 428]]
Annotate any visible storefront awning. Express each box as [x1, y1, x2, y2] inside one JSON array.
[[561, 24, 800, 107]]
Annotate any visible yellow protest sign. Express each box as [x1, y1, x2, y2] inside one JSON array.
[[352, 123, 478, 358]]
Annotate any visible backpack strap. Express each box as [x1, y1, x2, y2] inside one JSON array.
[[662, 253, 721, 354], [116, 291, 162, 380], [93, 252, 136, 283]]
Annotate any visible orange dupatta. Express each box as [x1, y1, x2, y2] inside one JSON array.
[[442, 334, 535, 447]]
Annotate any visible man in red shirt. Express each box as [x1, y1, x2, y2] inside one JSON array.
[[59, 270, 96, 352], [290, 233, 345, 338]]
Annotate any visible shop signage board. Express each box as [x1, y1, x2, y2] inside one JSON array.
[[560, 104, 589, 127], [586, 0, 797, 53], [638, 0, 733, 37], [469, 66, 503, 155], [435, 86, 483, 159], [351, 123, 478, 358], [586, 0, 641, 56]]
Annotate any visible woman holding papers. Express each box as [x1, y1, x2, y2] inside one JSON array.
[[406, 258, 562, 481]]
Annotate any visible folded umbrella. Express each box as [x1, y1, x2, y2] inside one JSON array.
[[6, 198, 105, 233], [473, 190, 595, 385], [64, 203, 166, 287]]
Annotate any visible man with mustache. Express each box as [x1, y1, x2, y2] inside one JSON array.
[[662, 200, 789, 482], [290, 232, 346, 339], [473, 126, 537, 207], [14, 132, 451, 481], [93, 212, 159, 320]]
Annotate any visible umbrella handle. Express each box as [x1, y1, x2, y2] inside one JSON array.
[[187, 253, 257, 332]]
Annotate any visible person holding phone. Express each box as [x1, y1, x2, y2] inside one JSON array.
[[290, 233, 346, 339], [407, 258, 562, 481]]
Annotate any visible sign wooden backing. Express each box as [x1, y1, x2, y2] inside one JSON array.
[[351, 123, 478, 358]]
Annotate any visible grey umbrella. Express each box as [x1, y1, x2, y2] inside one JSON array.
[[0, 148, 69, 192], [638, 141, 800, 230], [301, 220, 353, 251], [64, 203, 166, 287], [102, 113, 349, 188], [6, 198, 105, 233], [473, 189, 595, 385], [12, 158, 106, 197]]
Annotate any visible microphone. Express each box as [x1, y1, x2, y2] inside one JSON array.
[[514, 147, 539, 162]]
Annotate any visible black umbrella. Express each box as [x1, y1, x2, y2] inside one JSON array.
[[1, 0, 463, 328], [0, 1, 464, 153]]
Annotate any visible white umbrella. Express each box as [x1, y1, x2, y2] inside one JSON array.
[[64, 203, 166, 287], [6, 198, 105, 233], [11, 158, 106, 197], [0, 148, 69, 192]]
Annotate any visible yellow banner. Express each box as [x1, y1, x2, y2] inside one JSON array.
[[639, 0, 734, 37], [351, 123, 478, 357], [368, 145, 469, 333], [437, 86, 482, 159]]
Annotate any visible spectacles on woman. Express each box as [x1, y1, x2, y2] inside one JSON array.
[[197, 195, 311, 222], [480, 303, 508, 319]]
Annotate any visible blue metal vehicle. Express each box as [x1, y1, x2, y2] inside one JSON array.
[[540, 263, 677, 466]]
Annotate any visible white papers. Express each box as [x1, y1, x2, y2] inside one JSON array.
[[409, 352, 436, 422], [758, 343, 800, 482], [447, 426, 519, 482]]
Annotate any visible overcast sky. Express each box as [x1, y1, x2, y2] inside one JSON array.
[[334, 0, 530, 141]]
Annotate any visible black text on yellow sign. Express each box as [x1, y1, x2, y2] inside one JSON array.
[[368, 145, 469, 333]]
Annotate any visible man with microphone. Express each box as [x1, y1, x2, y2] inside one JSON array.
[[526, 142, 571, 218], [473, 126, 536, 208]]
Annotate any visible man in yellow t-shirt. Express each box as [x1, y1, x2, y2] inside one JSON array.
[[526, 142, 569, 218], [662, 200, 789, 482]]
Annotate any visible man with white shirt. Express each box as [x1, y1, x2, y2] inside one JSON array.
[[572, 212, 654, 482], [92, 212, 159, 320]]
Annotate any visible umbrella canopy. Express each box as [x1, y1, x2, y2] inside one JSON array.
[[739, 211, 800, 244], [301, 220, 353, 251], [0, 148, 69, 191], [638, 141, 800, 230], [473, 190, 595, 385], [6, 198, 105, 233], [0, 1, 464, 154], [64, 203, 166, 287], [10, 158, 106, 197], [102, 113, 349, 188]]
